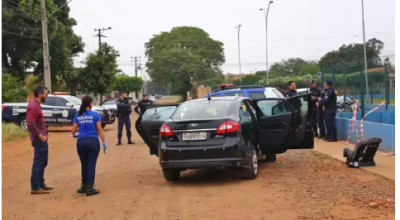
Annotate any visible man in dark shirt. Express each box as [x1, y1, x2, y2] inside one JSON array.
[[308, 80, 323, 137], [27, 85, 53, 194], [116, 92, 134, 145], [134, 93, 154, 115], [318, 80, 338, 142]]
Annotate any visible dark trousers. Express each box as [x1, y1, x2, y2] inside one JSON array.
[[118, 117, 132, 141], [318, 110, 326, 136], [77, 137, 100, 183], [324, 110, 337, 140], [310, 108, 318, 135], [31, 140, 48, 190]]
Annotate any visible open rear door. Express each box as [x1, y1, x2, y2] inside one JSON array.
[[285, 93, 314, 149], [253, 98, 298, 154], [135, 104, 178, 156]]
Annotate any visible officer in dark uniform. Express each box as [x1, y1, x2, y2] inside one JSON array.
[[283, 81, 301, 112], [134, 93, 154, 115], [318, 80, 337, 142], [116, 92, 134, 145], [308, 79, 323, 137], [316, 89, 327, 139]]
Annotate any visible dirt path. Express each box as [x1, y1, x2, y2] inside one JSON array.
[[2, 114, 395, 220]]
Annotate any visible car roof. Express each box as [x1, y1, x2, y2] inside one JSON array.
[[188, 96, 246, 102]]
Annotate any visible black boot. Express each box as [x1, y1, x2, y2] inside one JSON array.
[[116, 139, 122, 146], [128, 140, 135, 145], [86, 182, 100, 196], [77, 181, 86, 194]]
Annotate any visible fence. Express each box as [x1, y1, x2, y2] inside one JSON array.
[[321, 63, 393, 117]]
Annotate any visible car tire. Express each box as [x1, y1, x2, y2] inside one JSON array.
[[162, 169, 181, 181], [101, 123, 106, 129], [242, 148, 258, 180], [265, 154, 277, 162], [18, 116, 28, 130]]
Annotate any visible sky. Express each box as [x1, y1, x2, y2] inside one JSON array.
[[69, 0, 395, 78]]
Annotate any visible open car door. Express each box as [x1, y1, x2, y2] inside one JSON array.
[[135, 104, 179, 156], [253, 95, 313, 155], [285, 93, 314, 149]]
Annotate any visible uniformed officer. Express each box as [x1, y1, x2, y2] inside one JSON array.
[[116, 92, 134, 145], [318, 80, 337, 142], [283, 81, 297, 98], [134, 93, 154, 115], [308, 80, 323, 137], [316, 89, 327, 139]]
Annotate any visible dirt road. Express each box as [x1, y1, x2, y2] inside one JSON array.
[[2, 110, 395, 219]]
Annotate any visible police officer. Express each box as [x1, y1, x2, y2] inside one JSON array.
[[134, 93, 154, 115], [116, 92, 134, 145], [308, 80, 323, 137], [316, 89, 327, 139], [318, 80, 337, 142], [283, 81, 297, 98]]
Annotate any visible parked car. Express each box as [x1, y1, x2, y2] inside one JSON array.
[[155, 94, 163, 99], [202, 84, 284, 100], [149, 95, 156, 103], [101, 97, 138, 114], [135, 94, 313, 181], [2, 94, 115, 129]]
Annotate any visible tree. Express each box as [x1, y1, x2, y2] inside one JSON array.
[[145, 26, 225, 101], [79, 43, 119, 96], [319, 38, 384, 68], [113, 74, 143, 94], [299, 62, 321, 76], [269, 58, 309, 77], [2, 73, 28, 103]]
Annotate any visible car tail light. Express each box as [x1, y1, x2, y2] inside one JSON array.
[[2, 105, 6, 110], [160, 124, 174, 136], [216, 121, 241, 134]]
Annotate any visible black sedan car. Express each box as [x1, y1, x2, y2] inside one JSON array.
[[135, 95, 313, 181]]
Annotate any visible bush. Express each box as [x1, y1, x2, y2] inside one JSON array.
[[2, 123, 29, 143], [2, 74, 29, 103]]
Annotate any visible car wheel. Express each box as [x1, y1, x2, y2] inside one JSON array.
[[162, 169, 181, 181], [101, 123, 106, 129], [265, 154, 277, 162], [242, 148, 258, 180], [18, 116, 28, 130]]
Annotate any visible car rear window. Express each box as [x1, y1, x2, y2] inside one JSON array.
[[171, 101, 232, 120], [249, 91, 266, 99], [225, 92, 243, 97], [142, 106, 177, 121]]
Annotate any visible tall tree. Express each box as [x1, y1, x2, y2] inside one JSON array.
[[319, 38, 384, 68], [79, 43, 119, 96], [268, 58, 309, 77], [113, 74, 143, 94], [145, 26, 225, 101]]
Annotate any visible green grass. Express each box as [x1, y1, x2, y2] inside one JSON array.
[[2, 123, 29, 143]]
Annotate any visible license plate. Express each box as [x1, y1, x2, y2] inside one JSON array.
[[182, 132, 207, 141]]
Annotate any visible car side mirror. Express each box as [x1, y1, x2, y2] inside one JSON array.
[[66, 103, 73, 107]]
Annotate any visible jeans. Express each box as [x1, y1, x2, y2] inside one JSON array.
[[31, 140, 48, 190], [77, 137, 100, 183], [118, 117, 132, 141]]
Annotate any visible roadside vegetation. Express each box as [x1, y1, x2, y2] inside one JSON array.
[[2, 123, 29, 143]]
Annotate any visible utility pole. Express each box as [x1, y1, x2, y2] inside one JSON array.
[[236, 25, 242, 84], [94, 27, 111, 52], [260, 1, 274, 86], [94, 27, 111, 103], [40, 0, 52, 93], [131, 56, 141, 98], [361, 0, 369, 96]]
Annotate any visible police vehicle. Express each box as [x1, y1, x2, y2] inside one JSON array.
[[2, 92, 115, 129]]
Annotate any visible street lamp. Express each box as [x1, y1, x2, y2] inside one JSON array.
[[361, 0, 369, 96], [236, 25, 242, 83], [260, 0, 273, 86]]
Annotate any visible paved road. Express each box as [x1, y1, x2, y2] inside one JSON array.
[[2, 114, 395, 220]]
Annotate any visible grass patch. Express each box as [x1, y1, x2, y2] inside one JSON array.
[[2, 123, 29, 143]]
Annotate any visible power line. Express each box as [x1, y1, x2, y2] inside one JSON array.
[[2, 30, 41, 39]]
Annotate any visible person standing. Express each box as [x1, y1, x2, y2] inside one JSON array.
[[116, 92, 134, 145], [27, 85, 53, 194], [316, 89, 327, 139], [308, 80, 323, 137], [71, 95, 107, 196], [318, 80, 338, 142], [134, 93, 154, 115], [283, 81, 297, 98]]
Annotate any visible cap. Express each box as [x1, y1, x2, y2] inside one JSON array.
[[325, 80, 333, 86], [309, 79, 316, 85]]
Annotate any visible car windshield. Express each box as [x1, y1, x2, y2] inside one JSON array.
[[68, 96, 82, 105], [171, 100, 232, 120], [102, 100, 116, 105]]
